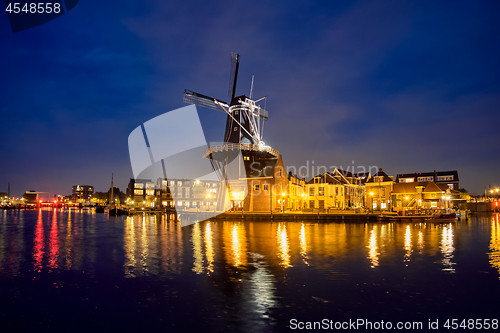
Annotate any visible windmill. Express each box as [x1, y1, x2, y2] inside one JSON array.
[[183, 53, 280, 180]]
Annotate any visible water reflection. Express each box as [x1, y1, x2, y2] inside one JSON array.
[[404, 225, 412, 264], [33, 209, 44, 272], [192, 222, 203, 273], [417, 230, 424, 253], [299, 223, 309, 265], [1, 210, 498, 282], [440, 224, 455, 273], [367, 227, 379, 268], [489, 214, 500, 279], [276, 223, 291, 268], [65, 212, 73, 270], [205, 222, 214, 274], [245, 253, 277, 321], [48, 209, 59, 271], [222, 222, 248, 268]]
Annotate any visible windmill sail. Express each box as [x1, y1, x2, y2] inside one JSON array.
[[183, 90, 228, 112], [228, 53, 240, 101]]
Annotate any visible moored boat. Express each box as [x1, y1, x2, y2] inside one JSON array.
[[425, 213, 457, 223]]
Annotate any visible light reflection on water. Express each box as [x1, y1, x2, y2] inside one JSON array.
[[489, 214, 500, 279], [367, 227, 379, 268], [440, 224, 456, 272], [1, 209, 500, 330], [0, 210, 491, 279], [404, 225, 412, 264]]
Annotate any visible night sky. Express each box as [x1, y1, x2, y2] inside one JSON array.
[[1, 0, 499, 197]]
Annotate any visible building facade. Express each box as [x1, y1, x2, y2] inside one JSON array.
[[364, 168, 394, 212], [391, 181, 454, 213], [71, 185, 94, 202]]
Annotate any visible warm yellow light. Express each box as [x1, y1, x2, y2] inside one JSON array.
[[370, 192, 374, 196], [282, 192, 286, 197], [206, 194, 211, 198], [491, 190, 494, 194], [496, 188, 499, 192], [405, 196, 409, 200], [301, 193, 304, 197]]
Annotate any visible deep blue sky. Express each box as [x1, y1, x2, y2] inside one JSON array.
[[1, 0, 499, 197]]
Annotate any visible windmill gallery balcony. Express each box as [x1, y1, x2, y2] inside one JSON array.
[[203, 142, 279, 159]]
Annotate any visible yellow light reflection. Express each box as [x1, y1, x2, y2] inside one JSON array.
[[205, 222, 214, 274], [299, 223, 309, 265], [417, 230, 424, 253], [192, 222, 203, 274], [277, 224, 291, 268], [231, 224, 247, 267], [222, 223, 248, 268], [124, 216, 137, 277], [404, 225, 412, 264], [489, 214, 500, 279], [440, 225, 455, 272], [368, 227, 379, 268]]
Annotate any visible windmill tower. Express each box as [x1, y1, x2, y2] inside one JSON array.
[[183, 53, 282, 211]]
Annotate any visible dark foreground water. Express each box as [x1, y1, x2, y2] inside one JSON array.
[[0, 209, 499, 332]]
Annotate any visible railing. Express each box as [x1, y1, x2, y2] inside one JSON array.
[[204, 143, 279, 158]]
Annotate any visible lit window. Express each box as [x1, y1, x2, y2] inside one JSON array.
[[134, 189, 143, 195], [134, 183, 144, 189], [417, 176, 433, 182]]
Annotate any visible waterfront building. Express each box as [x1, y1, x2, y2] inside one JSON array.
[[71, 185, 94, 202], [391, 181, 456, 213], [336, 169, 365, 209], [22, 191, 50, 203], [305, 172, 347, 211], [364, 168, 394, 212], [395, 170, 459, 191], [156, 178, 219, 211], [127, 178, 156, 208], [282, 172, 306, 211], [242, 155, 289, 212]]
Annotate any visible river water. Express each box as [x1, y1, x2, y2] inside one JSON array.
[[0, 209, 499, 332]]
